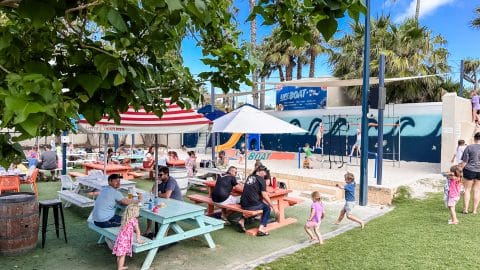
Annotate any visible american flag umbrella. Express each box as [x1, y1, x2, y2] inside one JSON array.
[[78, 99, 211, 134]]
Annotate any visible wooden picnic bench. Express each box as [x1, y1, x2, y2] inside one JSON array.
[[187, 194, 262, 218], [68, 171, 87, 178], [88, 199, 224, 270], [283, 196, 305, 206], [127, 171, 144, 178], [58, 190, 95, 208]]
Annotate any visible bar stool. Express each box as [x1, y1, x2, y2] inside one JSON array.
[[39, 199, 67, 248]]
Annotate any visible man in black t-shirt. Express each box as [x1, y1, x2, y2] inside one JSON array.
[[212, 166, 243, 221], [239, 165, 275, 237]]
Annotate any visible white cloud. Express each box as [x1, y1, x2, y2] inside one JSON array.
[[394, 0, 455, 22]]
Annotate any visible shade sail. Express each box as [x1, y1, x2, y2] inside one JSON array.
[[78, 100, 211, 134], [212, 105, 306, 134], [267, 74, 443, 88]]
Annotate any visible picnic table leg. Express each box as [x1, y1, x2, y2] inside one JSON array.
[[97, 235, 105, 244], [276, 198, 287, 224], [141, 247, 159, 270], [195, 216, 216, 248]]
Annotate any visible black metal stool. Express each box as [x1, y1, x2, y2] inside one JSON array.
[[39, 199, 67, 248]]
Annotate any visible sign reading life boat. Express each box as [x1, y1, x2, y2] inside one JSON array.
[[247, 151, 272, 161], [276, 86, 327, 111]]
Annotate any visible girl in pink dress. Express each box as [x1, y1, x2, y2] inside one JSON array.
[[112, 203, 143, 270], [304, 191, 325, 244], [446, 165, 462, 225]]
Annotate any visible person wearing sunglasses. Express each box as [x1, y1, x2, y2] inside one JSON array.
[[143, 166, 182, 237]]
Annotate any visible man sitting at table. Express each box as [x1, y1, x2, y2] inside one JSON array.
[[92, 174, 140, 228], [38, 145, 58, 180], [238, 165, 275, 237], [143, 166, 182, 237], [212, 166, 243, 221]]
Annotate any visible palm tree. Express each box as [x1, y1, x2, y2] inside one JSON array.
[[471, 6, 480, 29], [414, 0, 420, 21], [328, 16, 450, 103], [250, 0, 259, 107], [463, 59, 480, 90]]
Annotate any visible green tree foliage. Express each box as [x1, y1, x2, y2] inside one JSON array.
[[471, 5, 480, 29], [328, 16, 450, 104], [0, 0, 364, 166]]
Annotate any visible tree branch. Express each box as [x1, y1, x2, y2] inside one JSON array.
[[0, 0, 21, 8], [65, 0, 101, 15], [80, 43, 116, 58], [0, 64, 11, 74]]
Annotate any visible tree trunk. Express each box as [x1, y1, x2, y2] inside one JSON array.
[[309, 48, 316, 78], [296, 56, 303, 80], [286, 57, 295, 81], [141, 134, 155, 148], [250, 0, 258, 107], [278, 66, 285, 81], [415, 0, 420, 21], [260, 77, 266, 110]]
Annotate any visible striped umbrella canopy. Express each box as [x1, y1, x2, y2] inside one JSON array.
[[78, 99, 211, 134]]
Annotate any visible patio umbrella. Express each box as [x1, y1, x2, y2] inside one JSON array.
[[211, 104, 307, 176], [77, 99, 212, 198]]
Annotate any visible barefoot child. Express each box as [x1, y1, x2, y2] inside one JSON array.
[[335, 172, 364, 229], [446, 165, 462, 225], [305, 191, 325, 244], [112, 203, 144, 270]]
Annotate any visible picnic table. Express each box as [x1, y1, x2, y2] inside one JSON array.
[[113, 154, 145, 165], [58, 175, 136, 208], [83, 163, 132, 179], [89, 198, 224, 270], [77, 175, 136, 191], [201, 180, 299, 235]]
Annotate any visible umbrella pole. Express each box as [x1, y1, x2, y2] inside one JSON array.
[[244, 134, 248, 178], [103, 133, 108, 175], [154, 134, 158, 198]]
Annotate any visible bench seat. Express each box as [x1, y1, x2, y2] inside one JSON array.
[[283, 196, 305, 206], [58, 190, 95, 208], [68, 171, 87, 178], [127, 171, 144, 178], [187, 194, 262, 217], [87, 222, 154, 253]]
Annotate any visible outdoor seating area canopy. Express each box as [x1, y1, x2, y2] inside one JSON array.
[[267, 74, 443, 87], [78, 99, 211, 134], [212, 104, 306, 134]]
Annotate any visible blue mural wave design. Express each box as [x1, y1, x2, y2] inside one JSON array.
[[183, 114, 442, 163]]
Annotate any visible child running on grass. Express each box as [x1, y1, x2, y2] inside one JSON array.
[[112, 203, 144, 270], [335, 172, 364, 229], [305, 191, 325, 244], [446, 165, 463, 225]]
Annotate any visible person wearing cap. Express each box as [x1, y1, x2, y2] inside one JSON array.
[[92, 174, 141, 228], [238, 165, 275, 236]]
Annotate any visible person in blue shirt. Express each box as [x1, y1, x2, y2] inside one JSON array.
[[92, 174, 141, 228], [334, 172, 364, 229]]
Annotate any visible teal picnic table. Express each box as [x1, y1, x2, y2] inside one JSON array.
[[89, 198, 224, 270], [138, 198, 224, 269]]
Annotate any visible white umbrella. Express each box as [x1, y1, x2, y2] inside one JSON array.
[[212, 105, 307, 176], [212, 105, 306, 134]]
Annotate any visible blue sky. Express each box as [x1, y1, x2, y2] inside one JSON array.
[[181, 0, 480, 106]]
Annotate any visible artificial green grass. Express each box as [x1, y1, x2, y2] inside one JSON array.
[[258, 193, 479, 270], [0, 179, 316, 270]]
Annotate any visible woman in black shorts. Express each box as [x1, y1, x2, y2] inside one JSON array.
[[460, 132, 480, 214]]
